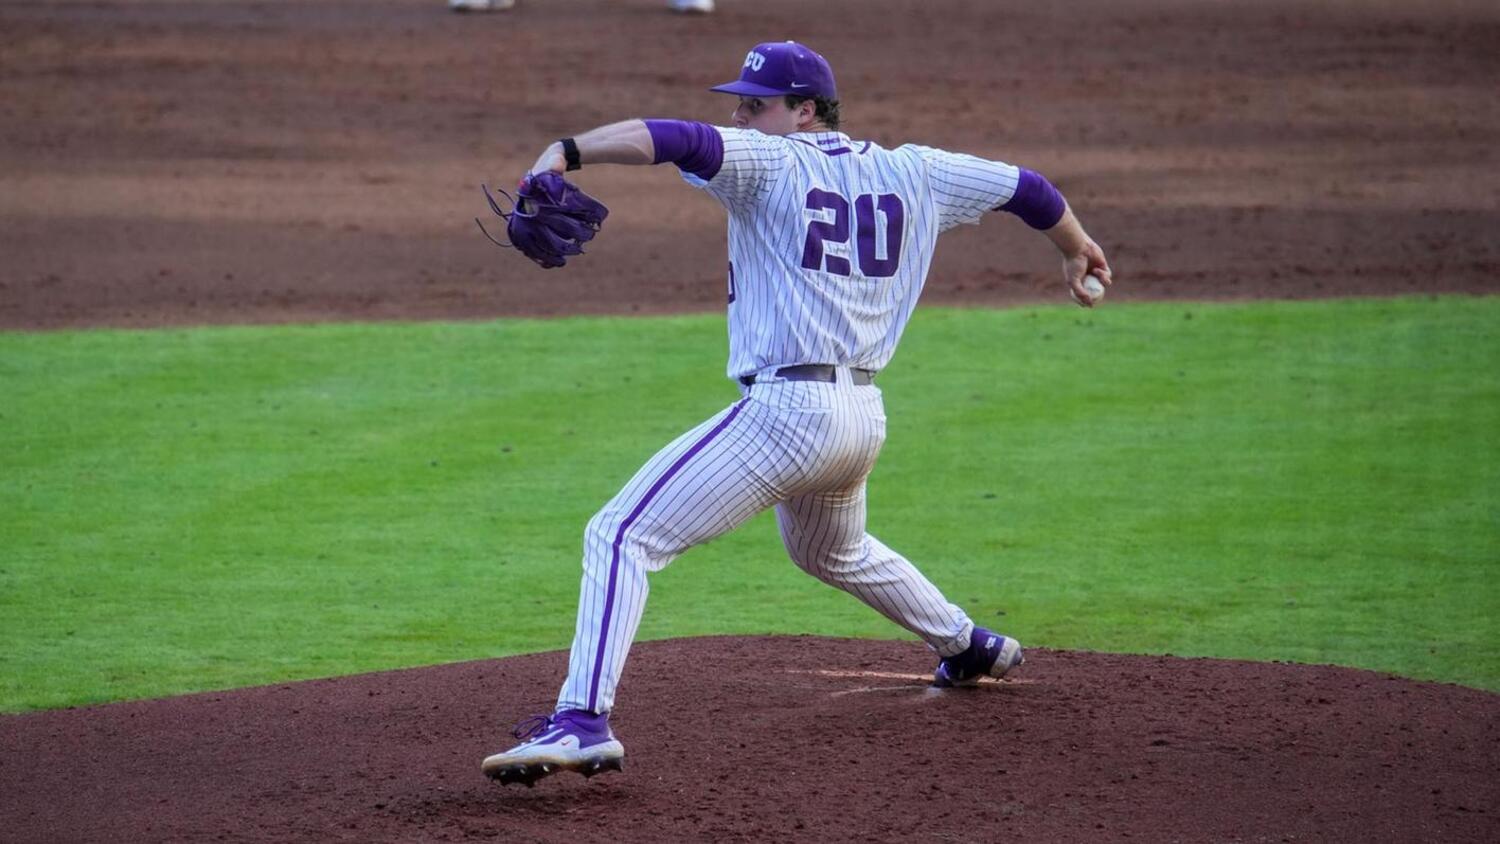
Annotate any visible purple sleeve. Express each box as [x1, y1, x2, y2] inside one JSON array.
[[645, 119, 724, 181], [998, 168, 1066, 230]]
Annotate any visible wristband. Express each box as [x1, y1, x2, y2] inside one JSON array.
[[560, 137, 582, 171]]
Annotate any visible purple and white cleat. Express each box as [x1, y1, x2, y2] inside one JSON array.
[[481, 709, 624, 786], [932, 627, 1024, 687]]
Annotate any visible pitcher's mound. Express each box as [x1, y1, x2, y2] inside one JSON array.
[[3, 636, 1496, 842]]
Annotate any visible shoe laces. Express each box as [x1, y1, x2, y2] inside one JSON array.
[[512, 713, 552, 741]]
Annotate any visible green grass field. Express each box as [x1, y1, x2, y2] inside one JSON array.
[[2, 296, 1496, 712]]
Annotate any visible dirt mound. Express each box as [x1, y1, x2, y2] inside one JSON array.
[[2, 636, 1495, 842]]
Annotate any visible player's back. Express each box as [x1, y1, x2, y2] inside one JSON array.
[[780, 133, 939, 281], [697, 127, 1020, 377]]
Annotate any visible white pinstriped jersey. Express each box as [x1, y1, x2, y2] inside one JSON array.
[[681, 128, 1022, 380]]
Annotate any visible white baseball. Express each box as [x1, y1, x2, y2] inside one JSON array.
[[1082, 274, 1105, 302]]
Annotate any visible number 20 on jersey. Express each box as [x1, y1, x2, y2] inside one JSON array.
[[801, 189, 906, 278]]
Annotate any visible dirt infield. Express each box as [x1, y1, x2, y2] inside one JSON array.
[[2, 637, 1497, 843], [2, 0, 1498, 329]]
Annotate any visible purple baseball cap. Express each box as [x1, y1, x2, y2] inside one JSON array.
[[710, 41, 837, 100]]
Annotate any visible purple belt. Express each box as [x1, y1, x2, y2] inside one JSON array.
[[739, 364, 876, 386]]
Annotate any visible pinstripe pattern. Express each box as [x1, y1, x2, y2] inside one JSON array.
[[584, 398, 749, 711], [555, 128, 1024, 715], [557, 373, 975, 715], [680, 129, 1020, 381]]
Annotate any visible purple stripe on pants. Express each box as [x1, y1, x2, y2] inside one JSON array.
[[587, 398, 750, 712]]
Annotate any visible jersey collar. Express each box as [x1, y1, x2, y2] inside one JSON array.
[[787, 131, 867, 157]]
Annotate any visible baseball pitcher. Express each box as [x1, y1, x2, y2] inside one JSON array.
[[481, 40, 1113, 786]]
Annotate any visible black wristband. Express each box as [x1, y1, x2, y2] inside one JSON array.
[[560, 137, 581, 171]]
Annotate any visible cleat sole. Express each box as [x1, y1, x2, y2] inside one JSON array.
[[484, 754, 624, 787], [580, 756, 625, 778]]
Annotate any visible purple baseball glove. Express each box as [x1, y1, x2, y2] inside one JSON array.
[[475, 172, 609, 269]]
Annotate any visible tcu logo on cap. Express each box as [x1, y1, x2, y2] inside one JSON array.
[[743, 51, 766, 72]]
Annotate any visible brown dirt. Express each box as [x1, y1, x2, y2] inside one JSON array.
[[2, 0, 1498, 330], [2, 637, 1497, 843], [4, 2, 1499, 841]]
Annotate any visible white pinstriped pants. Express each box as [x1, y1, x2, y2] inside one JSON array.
[[557, 368, 975, 715]]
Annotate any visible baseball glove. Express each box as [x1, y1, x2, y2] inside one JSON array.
[[475, 172, 609, 269]]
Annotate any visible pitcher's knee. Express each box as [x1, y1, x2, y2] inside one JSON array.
[[583, 507, 624, 563], [584, 506, 677, 573], [785, 541, 864, 583]]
